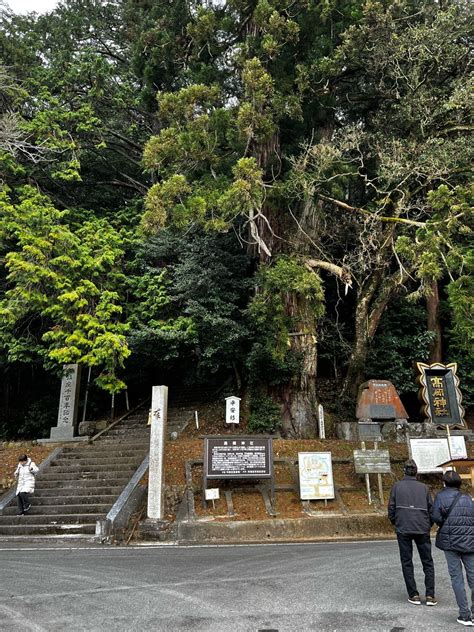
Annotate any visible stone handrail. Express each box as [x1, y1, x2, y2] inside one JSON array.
[[97, 454, 149, 539]]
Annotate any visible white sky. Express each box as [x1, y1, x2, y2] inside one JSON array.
[[7, 0, 59, 14]]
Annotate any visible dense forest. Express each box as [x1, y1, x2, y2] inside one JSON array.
[[0, 0, 472, 439]]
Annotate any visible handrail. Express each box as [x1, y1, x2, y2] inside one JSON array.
[[0, 447, 63, 514], [89, 398, 149, 444]]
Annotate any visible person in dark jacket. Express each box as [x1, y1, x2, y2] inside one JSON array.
[[433, 470, 474, 626], [388, 459, 437, 606]]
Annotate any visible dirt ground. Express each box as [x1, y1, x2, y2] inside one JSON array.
[[0, 443, 54, 492]]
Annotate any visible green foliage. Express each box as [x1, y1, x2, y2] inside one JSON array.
[[249, 257, 324, 356], [126, 230, 252, 380], [246, 343, 303, 387], [0, 187, 129, 393], [248, 392, 281, 434], [366, 300, 435, 394]]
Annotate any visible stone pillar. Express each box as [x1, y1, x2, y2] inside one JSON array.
[[147, 385, 168, 520], [49, 364, 81, 440]]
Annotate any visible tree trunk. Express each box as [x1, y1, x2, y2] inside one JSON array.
[[342, 266, 409, 399], [274, 293, 318, 438], [342, 291, 371, 400], [427, 278, 442, 363]]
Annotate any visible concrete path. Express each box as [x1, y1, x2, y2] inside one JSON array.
[[0, 540, 469, 631]]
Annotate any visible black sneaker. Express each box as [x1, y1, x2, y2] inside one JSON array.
[[426, 596, 438, 606], [408, 594, 421, 605], [16, 512, 24, 516], [23, 504, 31, 513], [456, 616, 473, 626]]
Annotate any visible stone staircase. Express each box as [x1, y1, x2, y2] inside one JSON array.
[[0, 392, 203, 539], [0, 410, 150, 538]]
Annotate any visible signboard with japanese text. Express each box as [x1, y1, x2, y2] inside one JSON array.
[[410, 437, 467, 473], [204, 436, 272, 479], [417, 362, 465, 427], [298, 452, 335, 500], [225, 396, 240, 425], [356, 380, 408, 420]]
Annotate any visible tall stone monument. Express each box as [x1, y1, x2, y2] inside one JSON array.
[[147, 385, 168, 520], [49, 364, 81, 440]]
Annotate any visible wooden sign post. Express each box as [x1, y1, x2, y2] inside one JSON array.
[[354, 442, 391, 505]]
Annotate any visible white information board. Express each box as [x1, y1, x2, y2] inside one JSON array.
[[205, 488, 220, 500], [298, 452, 335, 500], [410, 437, 467, 473]]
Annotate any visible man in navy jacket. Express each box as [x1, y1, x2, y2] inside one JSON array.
[[433, 470, 474, 626], [388, 459, 436, 606]]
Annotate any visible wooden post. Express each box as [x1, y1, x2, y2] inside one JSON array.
[[361, 441, 372, 505]]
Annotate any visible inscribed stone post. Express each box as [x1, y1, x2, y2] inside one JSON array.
[[147, 385, 168, 520], [49, 364, 81, 440]]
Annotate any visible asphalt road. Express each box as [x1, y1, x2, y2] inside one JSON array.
[[0, 539, 470, 631]]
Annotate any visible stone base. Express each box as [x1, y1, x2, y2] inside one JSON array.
[[336, 421, 433, 443]]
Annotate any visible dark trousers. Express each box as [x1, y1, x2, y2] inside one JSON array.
[[16, 492, 30, 513], [397, 533, 435, 597]]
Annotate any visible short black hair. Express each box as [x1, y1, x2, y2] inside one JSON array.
[[443, 470, 462, 488], [404, 459, 418, 476], [18, 454, 28, 462]]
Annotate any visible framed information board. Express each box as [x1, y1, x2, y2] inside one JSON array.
[[204, 436, 272, 479], [410, 437, 467, 473], [298, 452, 335, 500], [203, 436, 274, 507]]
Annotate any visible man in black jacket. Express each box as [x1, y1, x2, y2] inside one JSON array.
[[388, 459, 437, 606], [433, 470, 474, 626]]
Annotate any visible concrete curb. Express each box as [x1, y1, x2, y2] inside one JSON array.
[[140, 513, 394, 545]]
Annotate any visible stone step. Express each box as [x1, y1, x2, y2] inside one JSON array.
[[15, 494, 118, 505], [48, 462, 140, 473], [104, 430, 149, 439], [97, 436, 149, 443], [33, 483, 129, 494], [51, 452, 144, 467], [34, 485, 126, 496], [37, 470, 133, 481], [0, 513, 103, 525], [3, 503, 112, 516], [50, 457, 145, 472], [0, 523, 96, 536], [62, 447, 147, 457]]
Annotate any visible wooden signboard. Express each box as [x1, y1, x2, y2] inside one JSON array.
[[353, 449, 391, 474]]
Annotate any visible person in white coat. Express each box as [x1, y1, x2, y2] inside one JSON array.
[[14, 454, 39, 515]]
